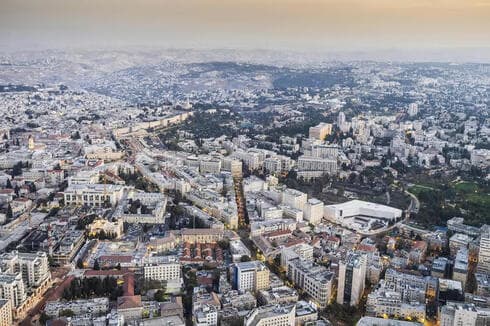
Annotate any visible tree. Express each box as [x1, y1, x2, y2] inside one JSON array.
[[240, 255, 251, 262], [11, 161, 22, 177], [39, 312, 49, 325], [71, 131, 81, 140], [59, 309, 75, 317], [93, 259, 100, 270], [5, 179, 12, 189], [154, 289, 167, 302], [6, 204, 13, 220]]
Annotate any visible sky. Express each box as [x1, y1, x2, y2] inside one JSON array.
[[1, 0, 490, 55]]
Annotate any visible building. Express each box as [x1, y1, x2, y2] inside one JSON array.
[[116, 191, 167, 224], [440, 302, 490, 326], [117, 295, 143, 322], [309, 123, 332, 140], [193, 303, 218, 326], [337, 112, 346, 127], [244, 304, 296, 326], [63, 183, 125, 207], [44, 297, 109, 317], [297, 156, 337, 176], [447, 217, 481, 237], [0, 300, 12, 326], [229, 240, 252, 263], [337, 252, 367, 306], [258, 286, 299, 306], [477, 225, 490, 274], [0, 273, 26, 308], [475, 273, 490, 297], [295, 301, 318, 326], [303, 198, 324, 225], [231, 261, 270, 293], [286, 258, 334, 308], [282, 188, 307, 211], [280, 244, 314, 268], [366, 280, 426, 322], [0, 251, 50, 288], [179, 228, 224, 243], [470, 149, 490, 167], [357, 317, 422, 326], [453, 248, 469, 289], [88, 219, 124, 239], [408, 103, 419, 117], [432, 257, 450, 279], [324, 200, 402, 224], [366, 268, 436, 321], [142, 256, 182, 292]]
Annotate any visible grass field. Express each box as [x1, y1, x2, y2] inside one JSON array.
[[409, 180, 489, 227], [453, 181, 479, 193], [408, 184, 434, 196], [453, 181, 490, 205]]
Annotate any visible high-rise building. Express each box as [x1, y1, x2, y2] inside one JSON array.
[[453, 248, 469, 290], [337, 112, 346, 127], [0, 274, 26, 308], [231, 261, 270, 293], [281, 188, 307, 211], [0, 299, 12, 326], [408, 103, 419, 117], [303, 198, 324, 225], [0, 251, 50, 287], [286, 258, 334, 308], [337, 252, 367, 306], [477, 225, 490, 274], [309, 123, 332, 140]]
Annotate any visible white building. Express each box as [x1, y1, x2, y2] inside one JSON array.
[[477, 225, 490, 274], [282, 188, 307, 211], [64, 184, 125, 207], [143, 256, 182, 292], [44, 297, 109, 317], [297, 156, 337, 175], [244, 304, 296, 326], [303, 198, 324, 225], [193, 304, 218, 326], [229, 240, 252, 263], [337, 252, 367, 306], [286, 258, 334, 308], [324, 200, 402, 224], [440, 302, 490, 326], [0, 251, 50, 287], [0, 273, 26, 308], [408, 103, 419, 117], [231, 261, 270, 293]]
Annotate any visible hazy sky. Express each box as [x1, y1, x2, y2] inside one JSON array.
[[1, 0, 490, 52]]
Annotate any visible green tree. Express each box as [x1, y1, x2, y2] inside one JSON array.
[[39, 312, 49, 325], [154, 289, 167, 302], [6, 204, 13, 220], [93, 258, 100, 270], [240, 255, 251, 262], [59, 309, 75, 317]]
